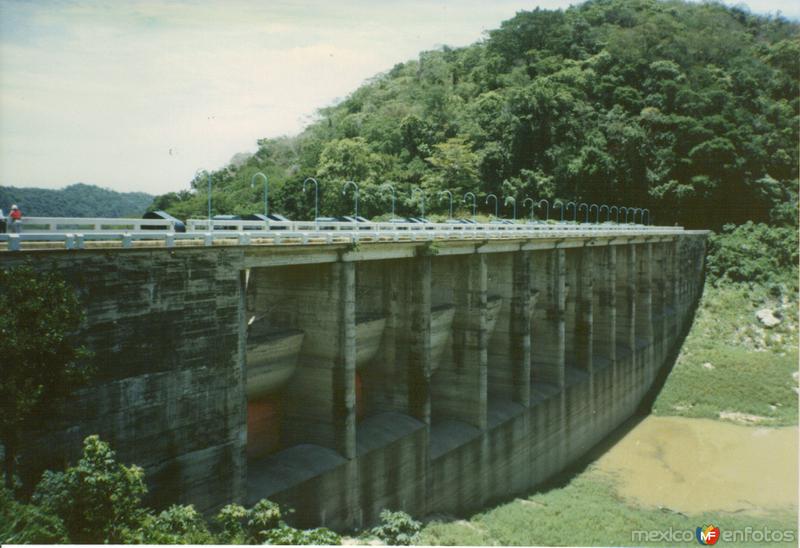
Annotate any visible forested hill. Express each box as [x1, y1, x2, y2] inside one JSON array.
[[0, 183, 153, 218], [152, 0, 799, 230]]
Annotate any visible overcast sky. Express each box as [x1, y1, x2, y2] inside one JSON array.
[[1, 0, 797, 195]]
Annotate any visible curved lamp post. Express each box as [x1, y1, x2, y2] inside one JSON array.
[[537, 199, 550, 221], [441, 190, 454, 220], [642, 208, 650, 226], [343, 180, 359, 219], [464, 192, 477, 219], [412, 187, 426, 217], [383, 183, 397, 218], [578, 203, 589, 224], [610, 206, 619, 223], [566, 201, 577, 222], [553, 201, 564, 221], [204, 171, 212, 230], [251, 172, 269, 217], [486, 193, 499, 219], [523, 197, 535, 223], [589, 204, 599, 224], [600, 204, 609, 223], [506, 196, 517, 221], [303, 177, 319, 221]]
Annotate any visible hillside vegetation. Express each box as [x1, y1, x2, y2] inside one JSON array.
[[0, 184, 153, 218], [152, 0, 798, 230]]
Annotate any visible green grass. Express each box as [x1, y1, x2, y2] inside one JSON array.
[[420, 470, 797, 546], [652, 284, 799, 425]]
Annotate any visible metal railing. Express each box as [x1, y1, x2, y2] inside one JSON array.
[[0, 215, 684, 252]]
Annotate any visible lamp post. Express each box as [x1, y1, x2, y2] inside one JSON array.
[[579, 203, 589, 223], [486, 193, 498, 219], [412, 188, 426, 218], [523, 197, 535, 223], [343, 180, 359, 219], [383, 183, 396, 218], [303, 177, 319, 221], [554, 200, 564, 221], [566, 201, 577, 222], [464, 192, 477, 219], [441, 190, 453, 220], [205, 171, 212, 231], [506, 196, 517, 221], [537, 199, 549, 221], [251, 172, 268, 217]]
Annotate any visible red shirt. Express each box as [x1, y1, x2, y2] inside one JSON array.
[[9, 209, 21, 220]]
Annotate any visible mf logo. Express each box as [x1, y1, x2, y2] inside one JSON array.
[[696, 524, 721, 545]]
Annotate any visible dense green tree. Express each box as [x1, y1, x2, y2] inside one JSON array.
[[151, 0, 798, 230], [15, 435, 342, 544], [32, 435, 148, 543], [0, 183, 152, 218], [0, 265, 91, 490]]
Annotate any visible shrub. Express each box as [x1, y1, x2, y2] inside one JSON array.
[[372, 509, 421, 545], [260, 523, 341, 545], [0, 486, 68, 544], [214, 503, 249, 544], [242, 499, 340, 545], [247, 498, 283, 541], [706, 222, 798, 289], [31, 435, 148, 543], [129, 504, 214, 544]]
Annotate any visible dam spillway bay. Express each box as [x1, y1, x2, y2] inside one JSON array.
[[2, 225, 708, 530]]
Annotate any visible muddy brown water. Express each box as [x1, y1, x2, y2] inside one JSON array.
[[595, 416, 798, 515]]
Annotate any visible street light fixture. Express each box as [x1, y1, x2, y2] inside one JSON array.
[[523, 197, 535, 223], [486, 193, 499, 219], [464, 192, 477, 219], [303, 177, 319, 221], [251, 172, 268, 217], [441, 190, 454, 220], [343, 181, 359, 219], [537, 199, 550, 221]]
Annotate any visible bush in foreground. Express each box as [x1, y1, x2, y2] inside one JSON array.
[[371, 509, 421, 545], [10, 435, 341, 545]]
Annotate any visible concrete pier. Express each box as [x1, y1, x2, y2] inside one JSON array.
[[3, 231, 708, 528]]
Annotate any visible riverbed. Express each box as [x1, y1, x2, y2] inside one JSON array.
[[595, 415, 799, 515]]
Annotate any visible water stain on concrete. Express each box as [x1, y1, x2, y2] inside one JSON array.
[[595, 416, 798, 515]]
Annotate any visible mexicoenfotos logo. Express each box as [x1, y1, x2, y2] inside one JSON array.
[[696, 524, 721, 545]]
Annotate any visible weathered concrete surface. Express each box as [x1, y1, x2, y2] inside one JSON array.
[[2, 232, 707, 525], [2, 248, 247, 512]]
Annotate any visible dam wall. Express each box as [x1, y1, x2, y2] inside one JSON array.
[[4, 231, 707, 528]]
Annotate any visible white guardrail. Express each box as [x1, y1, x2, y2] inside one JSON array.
[[0, 216, 685, 251]]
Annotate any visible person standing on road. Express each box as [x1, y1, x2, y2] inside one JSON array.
[[9, 205, 22, 233]]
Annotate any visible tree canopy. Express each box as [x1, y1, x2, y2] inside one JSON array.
[[0, 183, 153, 218], [153, 0, 798, 230], [0, 265, 92, 489]]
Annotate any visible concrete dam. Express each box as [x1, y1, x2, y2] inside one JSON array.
[[5, 227, 707, 530]]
